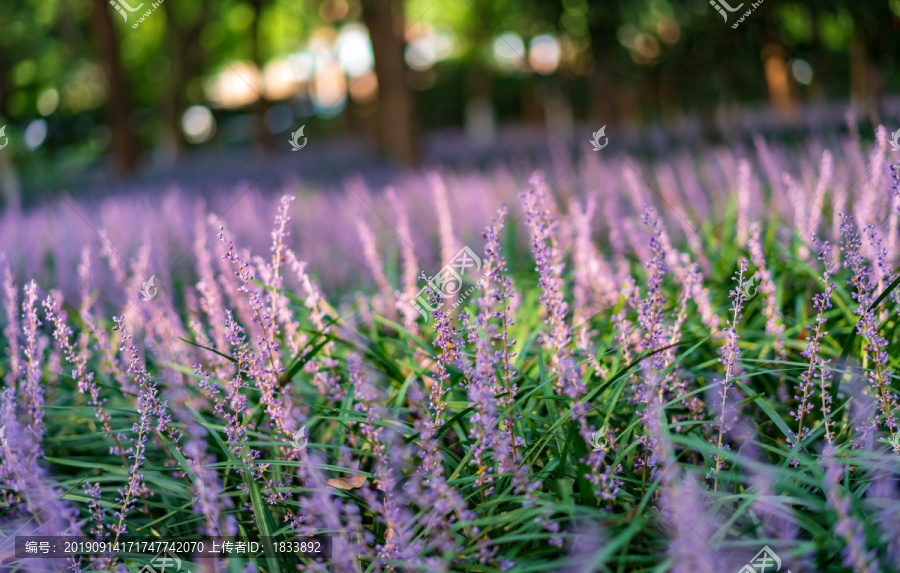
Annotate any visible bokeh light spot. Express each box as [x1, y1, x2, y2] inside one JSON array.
[[181, 105, 216, 143], [791, 59, 813, 85], [24, 119, 48, 150], [529, 35, 561, 75], [492, 33, 525, 70], [37, 89, 59, 116]]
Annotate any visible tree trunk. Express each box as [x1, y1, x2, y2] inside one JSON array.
[[464, 68, 494, 142], [850, 34, 883, 123], [0, 50, 10, 120], [586, 4, 627, 129], [361, 0, 418, 164], [161, 0, 209, 161], [761, 42, 798, 117], [90, 0, 141, 173], [0, 151, 21, 213], [0, 48, 21, 211], [249, 0, 272, 152], [462, 6, 494, 143]]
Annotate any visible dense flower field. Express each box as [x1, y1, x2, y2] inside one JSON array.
[[2, 122, 900, 572]]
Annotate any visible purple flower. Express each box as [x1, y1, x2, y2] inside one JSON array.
[[355, 217, 397, 319], [823, 445, 879, 573], [1, 255, 21, 388], [183, 424, 238, 537], [43, 294, 126, 461], [218, 226, 293, 437], [109, 316, 169, 541], [840, 215, 898, 440], [647, 391, 730, 572], [477, 204, 518, 405], [633, 205, 669, 385], [520, 174, 582, 398], [709, 259, 749, 491], [284, 248, 344, 401], [82, 482, 106, 541], [21, 280, 46, 449], [387, 187, 422, 332], [662, 473, 728, 573], [421, 276, 464, 433], [0, 387, 81, 540], [747, 222, 785, 357], [789, 235, 838, 456], [430, 172, 460, 289], [349, 354, 386, 465]]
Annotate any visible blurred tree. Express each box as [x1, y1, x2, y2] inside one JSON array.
[[0, 44, 19, 211], [767, 1, 897, 121], [250, 0, 273, 151], [761, 20, 799, 115], [1, 0, 899, 192], [842, 3, 890, 120], [361, 0, 418, 164], [585, 0, 625, 122], [90, 0, 141, 173], [161, 0, 211, 158]]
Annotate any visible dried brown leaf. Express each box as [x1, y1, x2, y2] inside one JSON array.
[[327, 474, 368, 490]]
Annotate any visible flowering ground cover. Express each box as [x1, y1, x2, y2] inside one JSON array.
[[2, 124, 900, 572]]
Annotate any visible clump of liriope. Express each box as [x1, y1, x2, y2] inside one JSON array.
[[4, 143, 900, 572]]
